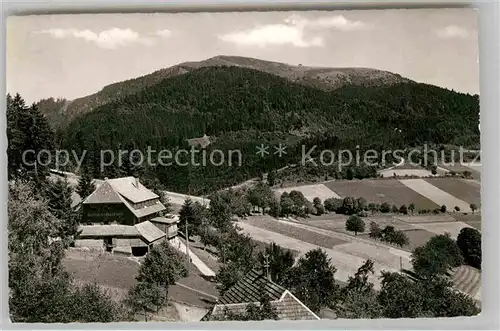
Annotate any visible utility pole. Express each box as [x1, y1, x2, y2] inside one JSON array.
[[400, 256, 403, 271], [263, 253, 270, 280], [185, 220, 190, 264]]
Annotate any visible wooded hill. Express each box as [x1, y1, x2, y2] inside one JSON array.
[[56, 65, 480, 195], [40, 55, 412, 127]]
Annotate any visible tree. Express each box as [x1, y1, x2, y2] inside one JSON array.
[[368, 203, 378, 215], [377, 272, 480, 318], [126, 281, 166, 321], [136, 242, 188, 298], [335, 260, 382, 319], [399, 204, 408, 215], [345, 215, 365, 235], [391, 230, 410, 247], [411, 233, 464, 277], [267, 169, 277, 187], [457, 227, 481, 269], [470, 203, 478, 214], [213, 292, 279, 321], [246, 182, 275, 212], [369, 221, 382, 239], [324, 197, 342, 213], [76, 166, 96, 201], [215, 261, 247, 295], [391, 205, 399, 213], [279, 192, 294, 217], [179, 198, 204, 239], [286, 248, 338, 313], [380, 202, 391, 213], [7, 95, 54, 181], [408, 203, 415, 215], [68, 283, 123, 322], [440, 205, 447, 213], [8, 182, 119, 323], [44, 178, 79, 239], [312, 197, 324, 215], [257, 242, 295, 285], [346, 168, 354, 180]]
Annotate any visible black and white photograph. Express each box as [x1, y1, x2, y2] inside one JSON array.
[[5, 8, 482, 323]]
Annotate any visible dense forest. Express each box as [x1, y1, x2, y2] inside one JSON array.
[[52, 66, 479, 194]]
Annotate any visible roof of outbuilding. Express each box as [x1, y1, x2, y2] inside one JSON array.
[[135, 221, 166, 243], [150, 216, 179, 224], [218, 269, 286, 304], [78, 224, 140, 238], [205, 290, 320, 321]]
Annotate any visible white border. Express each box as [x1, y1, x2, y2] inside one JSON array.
[[1, 1, 498, 330]]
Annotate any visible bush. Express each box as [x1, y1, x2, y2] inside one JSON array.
[[440, 205, 447, 213], [380, 202, 391, 213], [399, 205, 408, 215], [457, 227, 481, 269], [369, 221, 382, 239]]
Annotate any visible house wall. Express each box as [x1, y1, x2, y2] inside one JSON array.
[[151, 222, 178, 239], [82, 203, 136, 225]]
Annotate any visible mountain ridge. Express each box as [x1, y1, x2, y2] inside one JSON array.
[[38, 55, 413, 127]]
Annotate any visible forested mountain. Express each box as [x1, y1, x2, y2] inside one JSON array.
[[59, 66, 480, 194], [47, 55, 412, 126]]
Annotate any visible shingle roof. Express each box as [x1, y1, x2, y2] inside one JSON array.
[[83, 181, 123, 204], [107, 177, 158, 203], [78, 224, 140, 238], [135, 221, 166, 244], [150, 216, 179, 225], [82, 177, 166, 218], [218, 269, 286, 304], [206, 290, 320, 321]]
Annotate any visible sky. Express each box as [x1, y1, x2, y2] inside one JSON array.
[[6, 8, 479, 103]]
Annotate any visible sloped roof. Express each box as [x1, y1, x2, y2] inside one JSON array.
[[117, 194, 166, 218], [82, 181, 123, 204], [107, 177, 158, 203], [78, 224, 140, 238], [135, 221, 166, 243], [205, 290, 320, 321], [150, 216, 179, 225], [218, 269, 286, 304]]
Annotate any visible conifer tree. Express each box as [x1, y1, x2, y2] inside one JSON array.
[[76, 166, 96, 201]]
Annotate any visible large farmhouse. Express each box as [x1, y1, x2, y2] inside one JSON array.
[[81, 176, 166, 225]]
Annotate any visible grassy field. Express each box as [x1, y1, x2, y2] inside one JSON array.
[[63, 248, 219, 310], [452, 265, 481, 300], [410, 221, 473, 239], [423, 178, 481, 207], [453, 214, 481, 230], [274, 183, 342, 201], [240, 215, 349, 248], [399, 179, 472, 212], [325, 179, 439, 210], [439, 163, 481, 180]]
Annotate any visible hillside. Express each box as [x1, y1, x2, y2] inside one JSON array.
[[44, 55, 412, 126], [60, 66, 480, 194]]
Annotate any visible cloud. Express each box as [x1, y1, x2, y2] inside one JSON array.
[[218, 13, 370, 48], [155, 29, 172, 38], [35, 27, 172, 49], [218, 24, 323, 48], [436, 25, 471, 39], [285, 14, 371, 31]]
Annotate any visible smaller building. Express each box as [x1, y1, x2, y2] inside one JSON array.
[[202, 269, 320, 321], [150, 215, 179, 240], [76, 220, 167, 256]]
